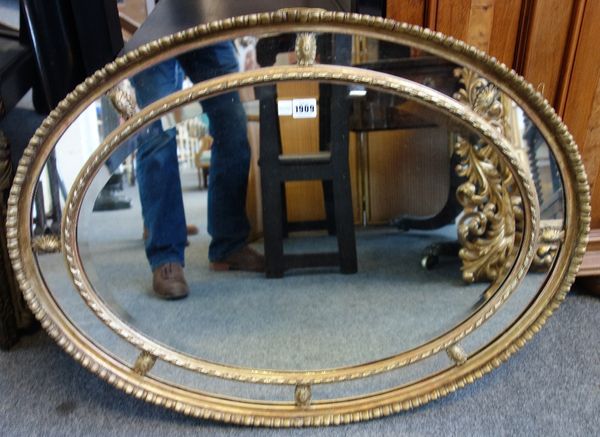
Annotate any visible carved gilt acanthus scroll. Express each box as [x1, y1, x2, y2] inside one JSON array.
[[453, 69, 524, 283]]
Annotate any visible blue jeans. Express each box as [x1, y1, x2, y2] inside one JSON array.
[[131, 42, 251, 270]]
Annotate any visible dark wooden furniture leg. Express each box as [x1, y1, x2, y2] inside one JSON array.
[[259, 86, 286, 278], [329, 85, 357, 274]]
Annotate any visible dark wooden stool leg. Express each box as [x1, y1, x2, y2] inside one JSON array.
[[333, 171, 357, 274], [319, 83, 337, 236], [322, 180, 336, 235], [280, 182, 289, 238], [262, 179, 285, 278], [330, 84, 357, 274], [33, 181, 46, 235], [258, 86, 285, 278]]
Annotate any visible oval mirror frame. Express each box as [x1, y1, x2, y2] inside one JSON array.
[[7, 10, 590, 426]]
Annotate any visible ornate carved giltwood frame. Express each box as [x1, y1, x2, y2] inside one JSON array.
[[6, 10, 590, 426], [453, 68, 525, 283]]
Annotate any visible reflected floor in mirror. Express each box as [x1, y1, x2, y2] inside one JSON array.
[[36, 168, 545, 372]]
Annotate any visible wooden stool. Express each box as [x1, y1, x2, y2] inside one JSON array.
[[258, 84, 357, 278]]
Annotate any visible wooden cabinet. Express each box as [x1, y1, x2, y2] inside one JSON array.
[[364, 127, 449, 223], [387, 0, 600, 276], [556, 0, 600, 275]]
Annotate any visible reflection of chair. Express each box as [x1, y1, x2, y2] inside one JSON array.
[[194, 135, 213, 189], [258, 84, 357, 278]]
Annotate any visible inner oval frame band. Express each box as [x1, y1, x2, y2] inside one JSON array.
[[62, 64, 540, 385]]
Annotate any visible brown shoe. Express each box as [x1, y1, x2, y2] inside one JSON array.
[[185, 224, 199, 236], [152, 263, 189, 299], [210, 246, 265, 272]]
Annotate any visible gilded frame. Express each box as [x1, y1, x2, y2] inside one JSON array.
[[6, 10, 590, 426]]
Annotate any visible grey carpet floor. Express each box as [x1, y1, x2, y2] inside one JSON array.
[[0, 290, 598, 436]]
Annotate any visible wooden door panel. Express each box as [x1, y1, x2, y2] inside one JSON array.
[[559, 0, 600, 232], [519, 0, 577, 106], [434, 0, 522, 65], [434, 0, 472, 42], [366, 127, 449, 223], [486, 0, 522, 66], [386, 0, 427, 25], [561, 0, 600, 164], [580, 78, 600, 222]]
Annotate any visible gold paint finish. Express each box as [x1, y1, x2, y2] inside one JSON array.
[[31, 235, 61, 254], [133, 352, 157, 376], [5, 10, 590, 426], [532, 222, 565, 271], [60, 65, 539, 385], [107, 84, 138, 120], [453, 68, 524, 283], [295, 33, 317, 66], [295, 384, 312, 407], [446, 344, 468, 365]]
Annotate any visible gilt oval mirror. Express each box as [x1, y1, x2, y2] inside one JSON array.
[[7, 10, 589, 426]]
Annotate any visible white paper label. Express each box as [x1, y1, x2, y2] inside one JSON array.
[[292, 98, 318, 119], [277, 99, 293, 116]]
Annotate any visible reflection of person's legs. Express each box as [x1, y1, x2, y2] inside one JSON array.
[[179, 43, 263, 270], [136, 123, 186, 268], [202, 92, 250, 261], [130, 60, 189, 298]]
